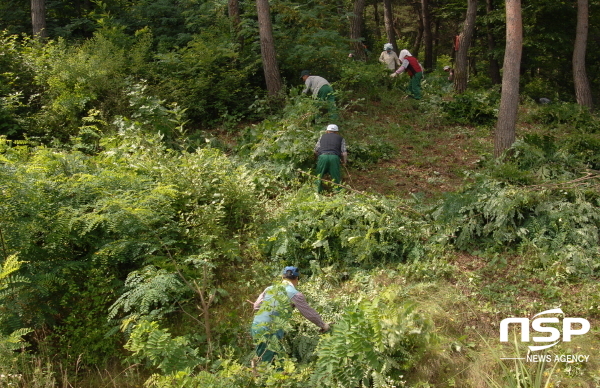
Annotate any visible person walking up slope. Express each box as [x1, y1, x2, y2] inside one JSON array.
[[390, 49, 424, 100]]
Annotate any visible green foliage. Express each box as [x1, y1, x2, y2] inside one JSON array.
[[348, 136, 396, 170], [336, 61, 390, 100], [564, 134, 600, 170], [0, 254, 33, 374], [263, 189, 426, 268], [311, 293, 434, 387], [269, 0, 350, 81], [526, 101, 600, 132], [0, 33, 37, 137], [434, 172, 600, 277], [125, 320, 203, 375], [108, 265, 186, 323], [441, 89, 500, 126], [25, 32, 128, 140], [149, 32, 259, 127], [521, 77, 558, 103], [0, 128, 261, 364], [236, 94, 325, 187]]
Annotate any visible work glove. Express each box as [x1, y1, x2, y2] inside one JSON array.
[[390, 73, 397, 78], [320, 323, 331, 334]]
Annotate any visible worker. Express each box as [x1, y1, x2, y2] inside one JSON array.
[[250, 266, 330, 363]]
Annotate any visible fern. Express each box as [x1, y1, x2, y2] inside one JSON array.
[[124, 320, 202, 375], [311, 294, 434, 388], [108, 265, 186, 322]]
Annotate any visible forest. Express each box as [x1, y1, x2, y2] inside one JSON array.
[[1, 0, 600, 386]]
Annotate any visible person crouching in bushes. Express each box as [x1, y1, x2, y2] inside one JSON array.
[[250, 266, 329, 364]]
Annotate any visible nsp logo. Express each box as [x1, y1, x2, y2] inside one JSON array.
[[500, 308, 590, 351]]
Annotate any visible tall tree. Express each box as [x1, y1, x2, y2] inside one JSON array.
[[494, 0, 522, 157], [256, 0, 282, 95], [228, 0, 242, 40], [373, 0, 382, 41], [350, 0, 367, 61], [410, 3, 424, 57], [31, 0, 47, 39], [383, 0, 397, 53], [486, 0, 502, 84], [421, 0, 433, 71], [453, 0, 477, 92], [573, 0, 593, 109]]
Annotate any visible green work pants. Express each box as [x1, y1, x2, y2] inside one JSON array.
[[251, 327, 284, 364], [407, 72, 423, 100], [316, 154, 342, 193], [316, 84, 339, 121]]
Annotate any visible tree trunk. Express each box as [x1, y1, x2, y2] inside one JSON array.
[[350, 0, 367, 61], [228, 0, 241, 34], [256, 0, 282, 96], [433, 18, 440, 62], [573, 0, 593, 110], [409, 4, 423, 57], [486, 0, 502, 84], [31, 0, 47, 39], [373, 0, 382, 41], [383, 0, 397, 53], [228, 0, 242, 45], [453, 0, 477, 93], [494, 0, 522, 158], [421, 0, 433, 72]]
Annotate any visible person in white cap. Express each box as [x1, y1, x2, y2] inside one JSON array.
[[390, 49, 423, 100], [379, 43, 400, 71], [314, 124, 347, 193], [444, 65, 454, 82]]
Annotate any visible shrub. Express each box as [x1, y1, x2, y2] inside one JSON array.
[[526, 101, 600, 131], [311, 293, 434, 387], [149, 32, 259, 128], [442, 89, 500, 126], [262, 189, 426, 268], [0, 128, 262, 365], [433, 174, 600, 277]]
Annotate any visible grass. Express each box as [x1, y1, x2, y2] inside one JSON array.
[[340, 87, 494, 200]]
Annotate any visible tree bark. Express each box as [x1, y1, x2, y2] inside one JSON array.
[[453, 0, 477, 93], [31, 0, 47, 39], [228, 0, 242, 39], [256, 0, 282, 96], [421, 0, 433, 71], [573, 0, 593, 110], [383, 0, 397, 53], [494, 0, 522, 158], [373, 0, 382, 41], [350, 0, 367, 61], [486, 0, 502, 84], [409, 3, 423, 57]]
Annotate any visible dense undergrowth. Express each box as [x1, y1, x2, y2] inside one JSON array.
[[2, 30, 600, 387]]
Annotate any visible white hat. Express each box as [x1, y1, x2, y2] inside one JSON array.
[[444, 65, 450, 70], [326, 124, 339, 132]]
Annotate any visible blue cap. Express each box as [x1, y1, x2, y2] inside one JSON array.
[[282, 266, 300, 278]]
